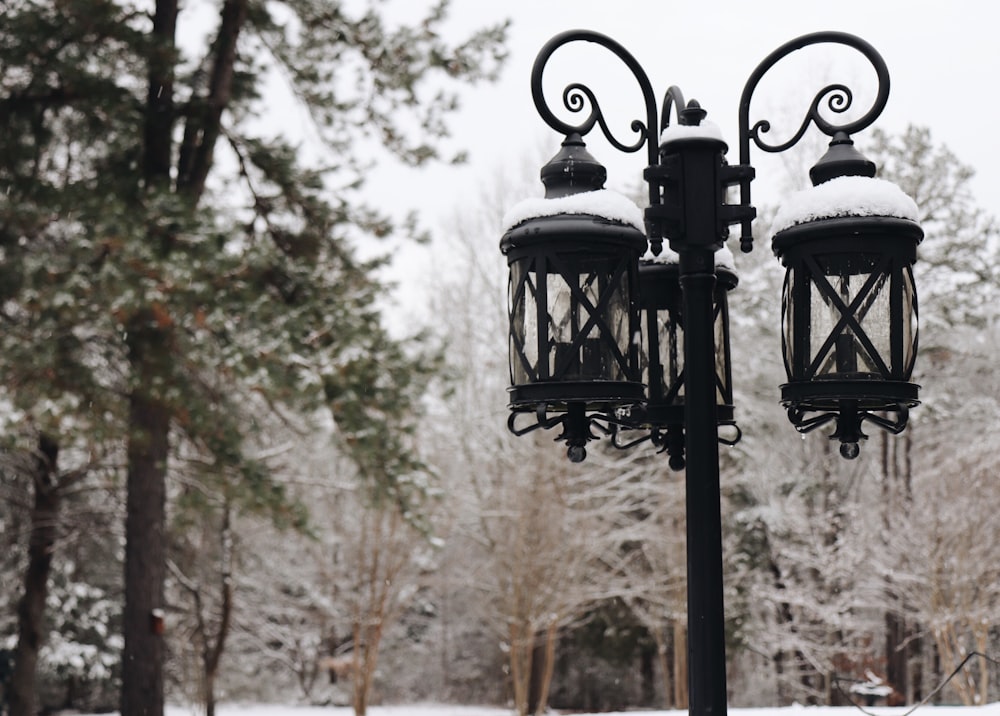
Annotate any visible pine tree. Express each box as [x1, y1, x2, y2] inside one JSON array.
[[0, 1, 507, 713]]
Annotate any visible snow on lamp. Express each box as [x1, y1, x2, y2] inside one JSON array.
[[501, 133, 647, 462], [770, 133, 923, 458]]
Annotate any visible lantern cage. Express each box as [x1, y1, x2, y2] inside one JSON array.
[[503, 214, 647, 411], [611, 256, 740, 468], [773, 214, 923, 457]]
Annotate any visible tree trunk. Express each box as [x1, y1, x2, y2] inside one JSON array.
[[123, 0, 178, 708], [526, 639, 546, 715], [203, 505, 234, 716], [8, 435, 60, 716], [653, 628, 672, 709], [508, 622, 531, 716], [883, 430, 916, 706], [528, 622, 557, 716], [672, 619, 688, 709], [640, 639, 656, 706], [121, 316, 172, 716], [886, 612, 908, 703]]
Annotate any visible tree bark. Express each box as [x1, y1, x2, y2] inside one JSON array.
[[121, 315, 172, 716], [526, 639, 545, 715], [8, 435, 60, 716], [204, 504, 234, 716], [652, 627, 672, 708], [885, 611, 908, 703], [177, 0, 248, 199], [122, 0, 178, 710], [673, 619, 688, 709]]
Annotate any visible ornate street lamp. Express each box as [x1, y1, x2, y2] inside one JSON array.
[[499, 28, 923, 716]]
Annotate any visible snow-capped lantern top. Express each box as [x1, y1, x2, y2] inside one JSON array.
[[502, 189, 645, 234], [771, 175, 919, 233], [501, 131, 646, 235], [772, 131, 919, 233]]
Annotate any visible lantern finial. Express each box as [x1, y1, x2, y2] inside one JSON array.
[[540, 133, 607, 198], [809, 131, 877, 185]]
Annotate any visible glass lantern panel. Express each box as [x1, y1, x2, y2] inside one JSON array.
[[902, 265, 917, 376], [645, 307, 682, 403], [637, 315, 650, 392], [663, 310, 683, 401], [546, 254, 631, 382], [857, 272, 890, 373], [606, 268, 632, 381], [509, 259, 539, 386], [782, 270, 795, 375], [809, 279, 837, 376], [810, 254, 890, 379], [713, 300, 728, 405]]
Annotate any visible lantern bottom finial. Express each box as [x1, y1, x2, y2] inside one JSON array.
[[507, 402, 604, 462], [786, 399, 910, 459]]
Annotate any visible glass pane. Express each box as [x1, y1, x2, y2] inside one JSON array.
[[547, 270, 574, 378], [509, 260, 538, 386], [546, 254, 632, 382], [638, 311, 651, 393], [647, 307, 682, 402], [902, 266, 917, 376], [782, 270, 794, 377], [713, 299, 728, 405], [809, 273, 837, 376], [856, 272, 890, 374], [810, 254, 890, 379], [606, 268, 630, 382], [663, 309, 683, 401]]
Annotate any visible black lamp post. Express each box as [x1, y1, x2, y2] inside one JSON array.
[[499, 28, 923, 716]]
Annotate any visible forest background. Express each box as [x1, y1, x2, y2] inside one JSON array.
[[1, 1, 1000, 716]]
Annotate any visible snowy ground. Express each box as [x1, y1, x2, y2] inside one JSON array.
[[87, 703, 1000, 716]]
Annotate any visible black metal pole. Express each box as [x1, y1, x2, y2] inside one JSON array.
[[680, 249, 728, 716]]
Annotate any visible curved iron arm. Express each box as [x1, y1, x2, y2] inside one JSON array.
[[738, 31, 890, 159], [531, 29, 660, 171], [659, 85, 687, 135], [735, 31, 890, 251]]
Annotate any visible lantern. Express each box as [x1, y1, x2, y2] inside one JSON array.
[[613, 249, 739, 468], [501, 134, 648, 461], [771, 133, 923, 458]]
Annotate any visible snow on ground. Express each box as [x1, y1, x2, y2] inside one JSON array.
[[163, 706, 509, 716], [97, 703, 1000, 716]]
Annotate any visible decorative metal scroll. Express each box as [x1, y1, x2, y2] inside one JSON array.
[[530, 29, 660, 207], [735, 31, 891, 251], [530, 29, 891, 257]]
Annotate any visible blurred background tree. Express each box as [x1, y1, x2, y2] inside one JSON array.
[[0, 0, 507, 713]]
